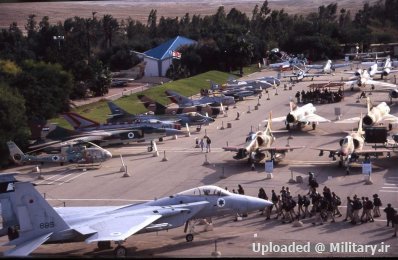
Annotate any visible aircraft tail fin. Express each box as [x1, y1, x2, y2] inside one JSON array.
[[289, 101, 297, 112], [137, 94, 167, 114], [107, 101, 132, 117], [165, 90, 191, 105], [209, 81, 219, 91], [358, 113, 364, 135], [62, 112, 100, 129], [265, 112, 272, 134], [0, 174, 19, 237], [366, 96, 373, 112], [2, 181, 70, 256], [384, 56, 391, 69], [6, 141, 25, 165]]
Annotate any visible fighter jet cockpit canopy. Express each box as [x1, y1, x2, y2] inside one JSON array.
[[177, 185, 229, 197]]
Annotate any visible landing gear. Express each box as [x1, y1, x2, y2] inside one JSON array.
[[312, 123, 316, 130], [114, 245, 127, 257], [184, 220, 199, 242], [186, 233, 194, 242], [286, 123, 290, 130], [98, 241, 112, 250], [338, 160, 343, 167]]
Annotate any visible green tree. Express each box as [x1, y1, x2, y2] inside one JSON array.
[[11, 60, 73, 119], [0, 82, 30, 167], [87, 59, 111, 97], [102, 14, 119, 48]]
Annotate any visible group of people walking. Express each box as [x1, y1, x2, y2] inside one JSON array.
[[228, 176, 397, 238]]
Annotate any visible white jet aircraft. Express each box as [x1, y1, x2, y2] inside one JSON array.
[[305, 60, 351, 74], [270, 101, 331, 130], [361, 56, 398, 79], [335, 97, 398, 129], [344, 64, 398, 91], [280, 65, 329, 82]]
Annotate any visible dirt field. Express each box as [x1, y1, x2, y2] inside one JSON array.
[[0, 0, 378, 31]]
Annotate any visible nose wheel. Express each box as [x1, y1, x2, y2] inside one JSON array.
[[186, 233, 194, 242], [114, 245, 128, 257]]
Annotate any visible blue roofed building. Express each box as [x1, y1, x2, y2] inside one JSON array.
[[134, 36, 197, 77]]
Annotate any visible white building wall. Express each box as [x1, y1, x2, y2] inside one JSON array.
[[161, 58, 173, 77], [144, 58, 160, 77]]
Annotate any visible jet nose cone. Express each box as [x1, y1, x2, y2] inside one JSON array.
[[246, 197, 273, 212], [105, 150, 112, 160]]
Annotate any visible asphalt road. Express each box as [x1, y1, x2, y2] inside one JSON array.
[[1, 66, 398, 257]]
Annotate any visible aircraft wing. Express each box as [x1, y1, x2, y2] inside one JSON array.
[[299, 114, 331, 123], [85, 214, 162, 243], [366, 80, 397, 90], [302, 73, 326, 78], [305, 64, 323, 69], [353, 148, 392, 155], [332, 63, 351, 69], [268, 116, 286, 123], [381, 114, 398, 122], [260, 145, 305, 153], [312, 147, 338, 153], [3, 232, 52, 256], [222, 146, 240, 152], [269, 62, 287, 68], [335, 117, 361, 124], [344, 80, 358, 85]]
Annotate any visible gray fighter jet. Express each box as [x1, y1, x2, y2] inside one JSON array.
[[107, 101, 215, 127], [0, 175, 271, 257]]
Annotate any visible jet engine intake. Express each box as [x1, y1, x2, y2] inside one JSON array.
[[353, 139, 360, 149], [390, 89, 398, 99], [234, 149, 248, 159], [363, 115, 374, 126], [286, 113, 296, 123]]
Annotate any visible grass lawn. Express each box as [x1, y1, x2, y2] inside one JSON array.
[[52, 70, 233, 128]]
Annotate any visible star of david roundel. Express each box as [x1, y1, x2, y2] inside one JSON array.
[[217, 198, 226, 208]]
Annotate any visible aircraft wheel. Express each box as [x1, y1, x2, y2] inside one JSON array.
[[312, 123, 316, 130], [186, 233, 194, 242], [286, 124, 290, 130], [114, 245, 127, 257], [98, 241, 112, 250], [159, 137, 163, 142]]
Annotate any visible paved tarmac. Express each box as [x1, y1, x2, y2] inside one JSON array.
[[1, 66, 398, 257]]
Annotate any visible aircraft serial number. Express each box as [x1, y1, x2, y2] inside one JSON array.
[[39, 222, 54, 229]]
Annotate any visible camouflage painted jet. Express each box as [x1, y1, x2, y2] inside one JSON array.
[[223, 113, 304, 164], [62, 112, 185, 146], [137, 94, 221, 118], [164, 89, 235, 107], [107, 101, 215, 127]]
